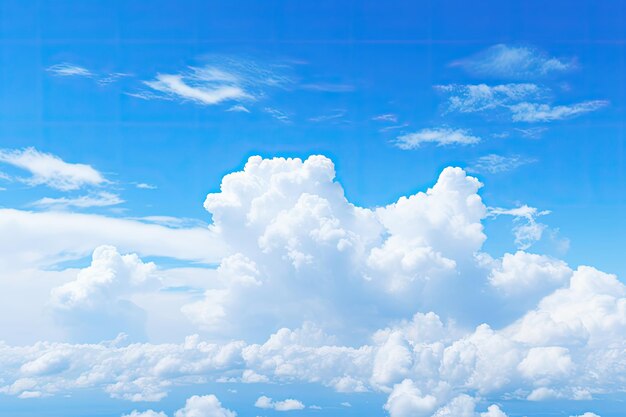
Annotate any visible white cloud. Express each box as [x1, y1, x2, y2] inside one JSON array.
[[384, 379, 438, 417], [489, 251, 572, 297], [50, 245, 158, 341], [122, 411, 168, 417], [467, 154, 536, 174], [394, 128, 480, 149], [175, 395, 236, 417], [480, 405, 508, 417], [0, 209, 226, 270], [570, 413, 601, 417], [264, 107, 291, 123], [373, 114, 398, 122], [136, 58, 292, 108], [31, 192, 124, 209], [0, 147, 107, 191], [510, 100, 608, 122], [227, 104, 250, 113], [47, 63, 93, 77], [437, 83, 544, 113], [254, 396, 305, 411], [489, 205, 550, 250], [453, 44, 575, 79], [136, 183, 157, 190]]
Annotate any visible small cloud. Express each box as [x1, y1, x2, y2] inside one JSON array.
[[47, 63, 93, 78], [372, 114, 398, 123], [31, 192, 123, 210], [341, 402, 352, 407], [308, 110, 346, 123], [135, 183, 157, 190], [467, 154, 536, 174], [96, 72, 131, 85], [452, 44, 576, 79], [394, 128, 480, 149], [489, 205, 551, 250], [309, 405, 322, 410], [264, 107, 291, 123], [227, 104, 251, 113], [509, 100, 608, 122], [0, 147, 108, 191], [379, 123, 409, 133], [255, 396, 305, 411], [515, 127, 548, 139]]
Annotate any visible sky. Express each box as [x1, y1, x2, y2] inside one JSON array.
[[1, 1, 626, 417]]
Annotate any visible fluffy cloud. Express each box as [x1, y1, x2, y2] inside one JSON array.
[[175, 395, 236, 417], [185, 156, 487, 339], [0, 147, 107, 191], [122, 411, 168, 417], [50, 245, 158, 341], [452, 44, 575, 79], [254, 396, 305, 411], [489, 251, 572, 297], [394, 128, 480, 148]]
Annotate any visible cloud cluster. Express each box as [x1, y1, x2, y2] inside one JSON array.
[[254, 395, 305, 411], [394, 128, 480, 148], [122, 395, 236, 417]]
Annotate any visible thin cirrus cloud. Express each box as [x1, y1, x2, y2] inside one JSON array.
[[436, 83, 546, 113], [31, 192, 124, 210], [46, 63, 93, 77], [509, 100, 609, 122], [0, 147, 108, 191], [452, 44, 576, 79], [394, 127, 480, 149], [134, 57, 294, 107], [467, 154, 536, 174]]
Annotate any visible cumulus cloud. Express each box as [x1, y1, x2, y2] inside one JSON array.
[[509, 100, 608, 122], [175, 395, 236, 417], [188, 155, 486, 338], [50, 245, 158, 341], [122, 411, 168, 417], [394, 128, 480, 149], [452, 44, 575, 79], [489, 251, 572, 297], [0, 147, 107, 191], [254, 396, 305, 411]]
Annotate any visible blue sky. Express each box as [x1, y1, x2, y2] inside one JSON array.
[[1, 1, 626, 417]]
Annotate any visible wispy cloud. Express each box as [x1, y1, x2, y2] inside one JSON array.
[[135, 57, 293, 107], [394, 128, 480, 149], [227, 104, 250, 113], [372, 114, 398, 123], [489, 205, 550, 250], [31, 192, 123, 210], [47, 63, 93, 77], [452, 44, 576, 79], [264, 107, 291, 123], [135, 183, 157, 190], [300, 83, 354, 93], [467, 154, 536, 174], [96, 72, 131, 85], [515, 126, 548, 139], [379, 123, 409, 133], [308, 110, 346, 123], [510, 100, 609, 122], [437, 83, 545, 113], [0, 147, 107, 191]]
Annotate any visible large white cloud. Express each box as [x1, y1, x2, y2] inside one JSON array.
[[187, 156, 488, 340]]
